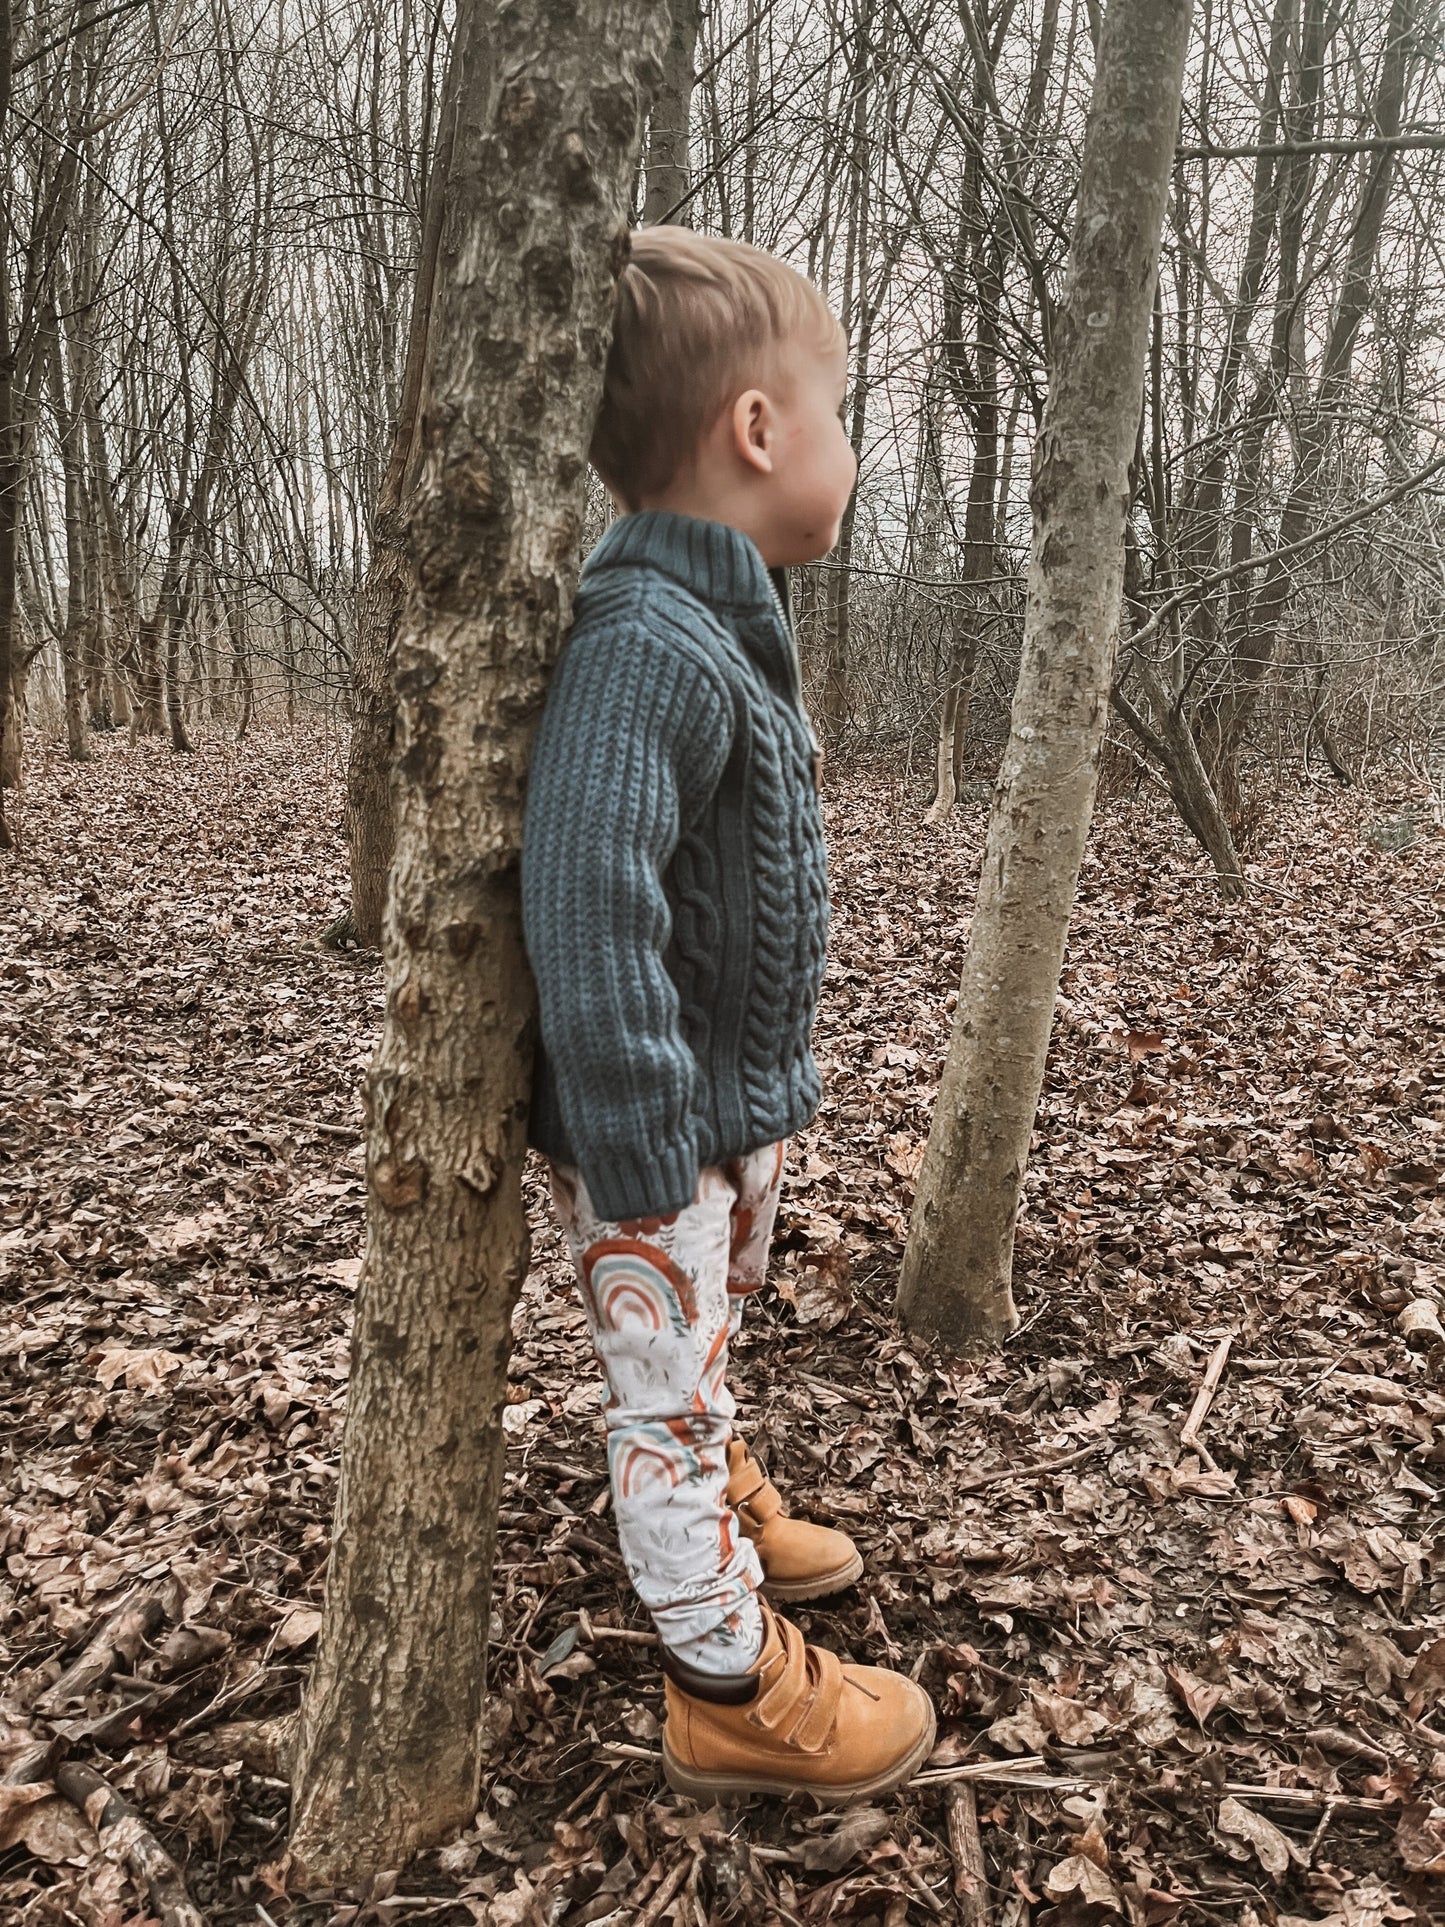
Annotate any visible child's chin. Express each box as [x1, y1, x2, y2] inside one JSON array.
[[783, 528, 839, 567]]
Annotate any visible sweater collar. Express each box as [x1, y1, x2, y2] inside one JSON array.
[[582, 510, 800, 693], [584, 510, 775, 610]]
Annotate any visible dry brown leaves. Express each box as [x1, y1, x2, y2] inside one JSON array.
[[1, 731, 1443, 1926]]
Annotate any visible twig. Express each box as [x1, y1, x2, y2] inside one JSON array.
[[1179, 1334, 1233, 1470], [598, 1742, 661, 1764], [578, 1609, 657, 1647], [35, 1590, 164, 1716], [917, 1754, 1045, 1782], [947, 1783, 992, 1926], [1223, 1781, 1392, 1813], [1125, 451, 1445, 658], [634, 1853, 694, 1927], [561, 1766, 612, 1821], [168, 1670, 287, 1740], [953, 1441, 1105, 1497], [1, 1730, 61, 1787], [275, 1114, 359, 1139], [916, 1767, 1093, 1792], [903, 1860, 948, 1915], [56, 1760, 207, 1927]]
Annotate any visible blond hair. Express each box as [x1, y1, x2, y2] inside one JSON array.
[[590, 226, 844, 504]]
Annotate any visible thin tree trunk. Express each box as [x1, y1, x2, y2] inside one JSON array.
[[820, 0, 875, 746], [643, 0, 699, 223], [45, 302, 90, 761], [286, 0, 666, 1884], [896, 0, 1193, 1353], [0, 0, 18, 842], [158, 523, 194, 753], [1200, 0, 1412, 802]]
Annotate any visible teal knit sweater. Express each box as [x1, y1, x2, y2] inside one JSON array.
[[522, 510, 830, 1221]]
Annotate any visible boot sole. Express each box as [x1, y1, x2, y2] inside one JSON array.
[[760, 1550, 865, 1603], [661, 1698, 936, 1808]]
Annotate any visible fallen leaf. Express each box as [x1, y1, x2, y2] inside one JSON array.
[[502, 1398, 545, 1435], [1216, 1795, 1297, 1875], [1033, 1685, 1111, 1746], [0, 1784, 99, 1863], [1042, 1852, 1121, 1910], [1394, 1801, 1445, 1874], [1166, 1663, 1223, 1728], [95, 1346, 186, 1392], [273, 1606, 324, 1651], [797, 1806, 893, 1872]]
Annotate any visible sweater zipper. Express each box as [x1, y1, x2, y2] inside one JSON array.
[[766, 567, 823, 765]]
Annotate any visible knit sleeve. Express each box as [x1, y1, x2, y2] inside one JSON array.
[[521, 619, 733, 1221]]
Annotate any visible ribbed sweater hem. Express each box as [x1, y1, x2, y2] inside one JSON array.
[[531, 1092, 823, 1223], [576, 1137, 702, 1224]]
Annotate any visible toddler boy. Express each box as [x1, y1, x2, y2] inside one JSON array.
[[522, 226, 934, 1802]]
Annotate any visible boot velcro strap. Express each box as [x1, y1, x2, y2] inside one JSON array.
[[728, 1457, 782, 1523], [752, 1618, 842, 1753], [789, 1646, 843, 1753]]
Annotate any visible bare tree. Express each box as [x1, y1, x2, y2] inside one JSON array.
[[285, 0, 668, 1882], [644, 0, 700, 222], [897, 0, 1195, 1352]]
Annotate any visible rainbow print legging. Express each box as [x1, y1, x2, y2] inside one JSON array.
[[546, 1139, 787, 1653]]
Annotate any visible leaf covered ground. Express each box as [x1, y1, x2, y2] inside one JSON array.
[[2, 729, 1444, 1927]]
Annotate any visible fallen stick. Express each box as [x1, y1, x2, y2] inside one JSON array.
[[953, 1441, 1105, 1498], [947, 1783, 991, 1926], [916, 1768, 1093, 1793], [1223, 1781, 1392, 1814], [1399, 1299, 1445, 1351], [1, 1732, 61, 1787], [902, 1859, 948, 1915], [1179, 1334, 1233, 1469], [55, 1761, 206, 1927], [918, 1754, 1045, 1781], [276, 1114, 360, 1139], [633, 1853, 693, 1927], [172, 1713, 295, 1776], [577, 1609, 657, 1647], [35, 1592, 165, 1716]]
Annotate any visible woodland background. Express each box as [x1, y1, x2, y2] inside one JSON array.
[[3, 0, 1445, 1921], [5, 0, 1445, 832]]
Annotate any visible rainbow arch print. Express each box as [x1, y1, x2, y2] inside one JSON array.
[[612, 1423, 698, 1497], [583, 1239, 699, 1335]]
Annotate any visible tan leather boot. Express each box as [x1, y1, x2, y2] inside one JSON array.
[[662, 1599, 935, 1804], [728, 1438, 863, 1602]]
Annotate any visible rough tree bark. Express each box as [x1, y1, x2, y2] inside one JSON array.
[[642, 0, 699, 223], [286, 0, 666, 1885], [896, 0, 1194, 1352], [329, 57, 460, 951]]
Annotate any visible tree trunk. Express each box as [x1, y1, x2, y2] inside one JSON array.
[[1200, 0, 1411, 801], [643, 0, 699, 223], [896, 0, 1193, 1354], [45, 302, 91, 761], [0, 0, 17, 844], [336, 513, 408, 946], [286, 0, 666, 1886], [331, 54, 462, 950], [819, 0, 876, 748], [159, 530, 194, 754]]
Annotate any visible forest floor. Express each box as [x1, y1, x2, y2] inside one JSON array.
[[2, 727, 1444, 1927]]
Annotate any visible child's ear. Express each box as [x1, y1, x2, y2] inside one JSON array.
[[730, 389, 775, 477]]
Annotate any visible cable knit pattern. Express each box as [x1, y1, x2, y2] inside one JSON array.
[[522, 511, 831, 1220]]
